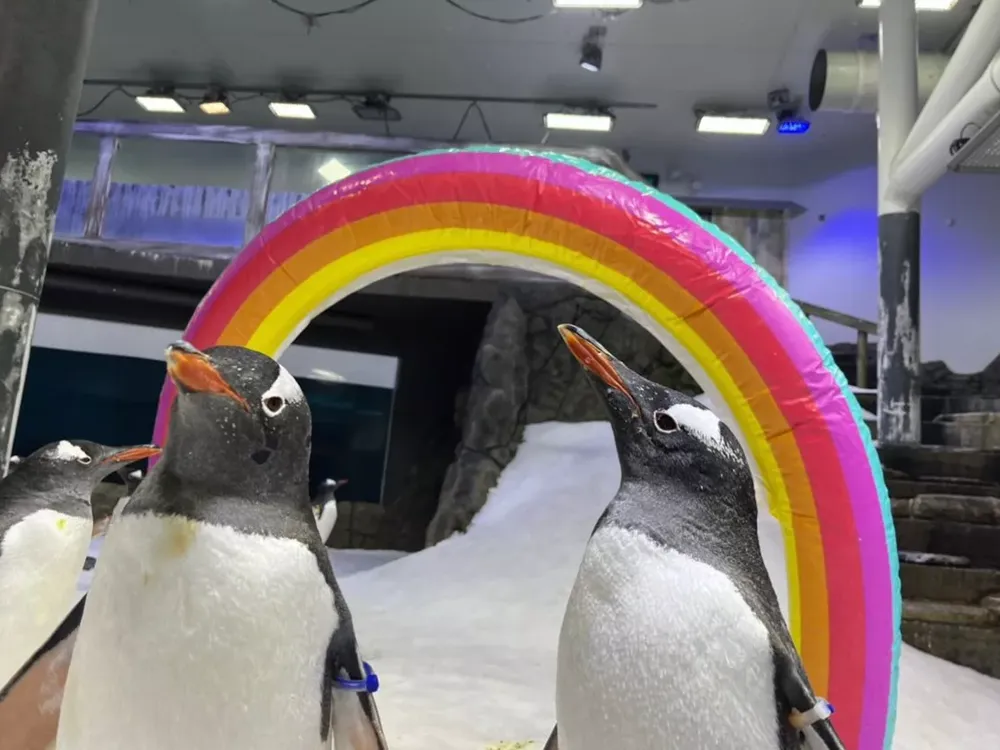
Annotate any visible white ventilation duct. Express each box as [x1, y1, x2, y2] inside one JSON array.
[[808, 49, 949, 113], [886, 52, 1000, 207]]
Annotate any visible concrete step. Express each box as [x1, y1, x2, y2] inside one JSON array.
[[891, 494, 1000, 524], [894, 519, 1000, 568], [902, 619, 1000, 678], [885, 477, 1000, 500], [899, 563, 1000, 605], [902, 600, 999, 627], [879, 443, 1000, 485]]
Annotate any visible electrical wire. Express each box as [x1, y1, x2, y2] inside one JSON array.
[[268, 0, 382, 29], [443, 0, 551, 24], [77, 86, 130, 118], [451, 101, 493, 141]]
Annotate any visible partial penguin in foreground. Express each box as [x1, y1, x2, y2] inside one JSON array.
[[0, 439, 160, 687], [544, 325, 844, 750], [0, 343, 388, 750]]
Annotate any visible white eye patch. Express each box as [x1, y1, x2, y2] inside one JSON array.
[[663, 403, 741, 461], [50, 440, 90, 463], [261, 364, 304, 417]]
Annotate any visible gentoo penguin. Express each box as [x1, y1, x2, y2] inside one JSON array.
[[0, 439, 161, 686], [51, 342, 388, 750], [313, 478, 347, 544], [546, 325, 844, 750]]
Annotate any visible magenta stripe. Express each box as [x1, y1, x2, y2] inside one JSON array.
[[214, 149, 892, 745]]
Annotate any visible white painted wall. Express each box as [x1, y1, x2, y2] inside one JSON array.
[[32, 313, 399, 390], [784, 167, 1000, 374]]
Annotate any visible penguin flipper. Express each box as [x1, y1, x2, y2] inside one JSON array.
[[0, 596, 85, 750], [542, 724, 558, 750], [324, 637, 388, 750], [771, 641, 846, 750]]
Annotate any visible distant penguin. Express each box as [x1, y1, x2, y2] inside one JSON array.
[[0, 440, 160, 687], [313, 478, 347, 544], [547, 325, 843, 750], [44, 342, 387, 750]]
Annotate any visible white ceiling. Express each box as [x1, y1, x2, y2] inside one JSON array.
[[78, 0, 978, 188]]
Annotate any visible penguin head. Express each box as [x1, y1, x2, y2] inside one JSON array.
[[164, 342, 311, 492], [559, 324, 751, 493], [10, 440, 162, 500]]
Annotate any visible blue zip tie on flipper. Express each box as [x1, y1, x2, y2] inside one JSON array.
[[789, 698, 834, 730], [333, 661, 380, 694]]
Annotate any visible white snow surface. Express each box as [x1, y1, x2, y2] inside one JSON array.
[[77, 422, 1000, 749]]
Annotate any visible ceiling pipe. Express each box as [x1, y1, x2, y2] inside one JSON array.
[[885, 52, 1000, 208], [808, 49, 948, 113], [894, 0, 1000, 164]]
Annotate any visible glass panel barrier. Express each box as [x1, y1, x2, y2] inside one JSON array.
[[267, 147, 403, 224], [102, 138, 256, 247]]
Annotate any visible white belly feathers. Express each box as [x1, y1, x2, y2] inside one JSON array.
[[57, 511, 339, 750], [0, 509, 92, 687], [555, 525, 780, 750]]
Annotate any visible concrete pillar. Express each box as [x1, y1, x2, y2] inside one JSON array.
[[0, 0, 99, 470], [877, 0, 922, 444]]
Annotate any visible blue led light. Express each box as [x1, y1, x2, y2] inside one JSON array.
[[777, 119, 811, 135]]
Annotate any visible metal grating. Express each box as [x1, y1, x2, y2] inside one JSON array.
[[948, 109, 1000, 173]]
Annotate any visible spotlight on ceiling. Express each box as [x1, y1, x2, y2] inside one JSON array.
[[695, 112, 771, 136], [580, 26, 606, 73], [268, 96, 316, 120], [351, 94, 402, 122], [544, 111, 615, 132], [135, 88, 184, 114], [856, 0, 958, 9], [317, 157, 352, 184], [199, 90, 231, 116], [555, 0, 643, 8]]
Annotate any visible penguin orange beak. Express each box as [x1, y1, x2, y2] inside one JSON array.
[[101, 445, 161, 466], [166, 343, 249, 411], [558, 324, 640, 413]]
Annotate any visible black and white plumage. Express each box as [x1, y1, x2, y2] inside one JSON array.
[[545, 325, 844, 750], [0, 439, 160, 688], [0, 343, 387, 750]]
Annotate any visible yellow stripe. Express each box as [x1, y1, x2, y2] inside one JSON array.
[[247, 227, 806, 641]]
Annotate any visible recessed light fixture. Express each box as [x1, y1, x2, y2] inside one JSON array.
[[199, 91, 231, 115], [268, 100, 317, 120], [544, 112, 615, 132], [856, 0, 958, 10], [695, 113, 771, 136], [317, 157, 352, 184], [135, 91, 184, 114], [554, 0, 643, 8]]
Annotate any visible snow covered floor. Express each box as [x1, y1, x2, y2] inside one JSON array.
[[77, 422, 1000, 748]]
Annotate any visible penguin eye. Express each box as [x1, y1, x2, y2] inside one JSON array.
[[653, 410, 678, 434], [262, 395, 285, 416], [77, 455, 92, 466]]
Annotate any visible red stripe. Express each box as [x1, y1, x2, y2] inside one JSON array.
[[191, 172, 865, 742]]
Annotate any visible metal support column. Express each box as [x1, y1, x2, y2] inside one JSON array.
[[0, 0, 100, 471], [877, 0, 921, 444]]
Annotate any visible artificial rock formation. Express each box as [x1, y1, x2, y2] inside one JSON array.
[[426, 284, 697, 546]]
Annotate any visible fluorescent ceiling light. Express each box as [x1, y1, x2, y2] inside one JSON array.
[[317, 157, 352, 184], [135, 95, 184, 114], [856, 0, 958, 10], [268, 101, 316, 120], [554, 0, 643, 8], [696, 114, 771, 136], [199, 98, 230, 116], [544, 112, 614, 132]]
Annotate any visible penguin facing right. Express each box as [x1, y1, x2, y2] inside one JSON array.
[[51, 342, 387, 750], [0, 439, 160, 687], [547, 325, 844, 750], [313, 478, 346, 544]]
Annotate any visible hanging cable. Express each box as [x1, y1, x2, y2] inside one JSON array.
[[451, 101, 493, 141], [77, 86, 130, 118], [443, 0, 550, 24], [268, 0, 382, 30]]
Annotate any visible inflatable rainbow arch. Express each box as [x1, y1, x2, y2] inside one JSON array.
[[152, 147, 900, 750]]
